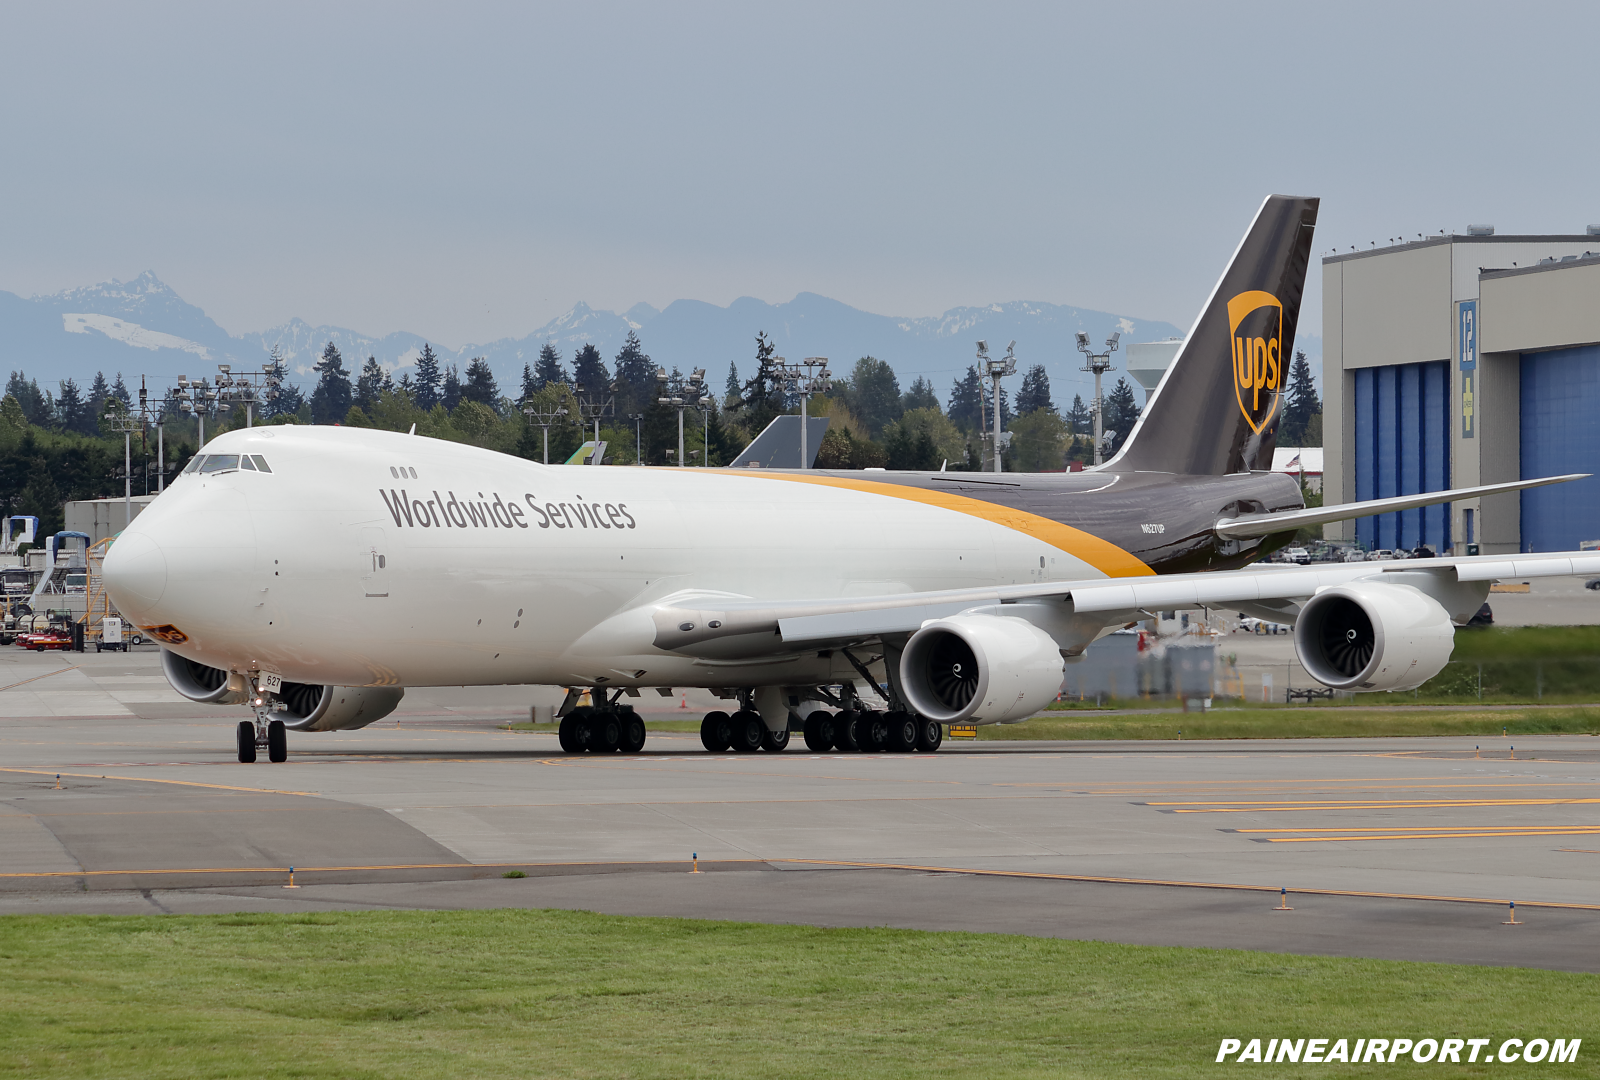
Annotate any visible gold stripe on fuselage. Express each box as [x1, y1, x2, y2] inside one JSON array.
[[724, 471, 1154, 579]]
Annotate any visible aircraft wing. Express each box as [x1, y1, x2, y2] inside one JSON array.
[[1214, 474, 1588, 540], [651, 549, 1600, 658]]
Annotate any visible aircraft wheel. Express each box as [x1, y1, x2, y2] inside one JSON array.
[[591, 711, 622, 753], [834, 710, 861, 752], [730, 710, 765, 752], [558, 708, 589, 752], [267, 720, 287, 763], [761, 725, 790, 752], [885, 711, 918, 753], [236, 721, 257, 763], [700, 711, 733, 752], [620, 712, 647, 754], [857, 710, 889, 752], [802, 711, 835, 751], [915, 717, 944, 752]]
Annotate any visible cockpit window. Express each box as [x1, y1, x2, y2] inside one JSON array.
[[239, 455, 257, 471], [182, 456, 203, 474], [200, 455, 240, 473], [251, 455, 272, 473]]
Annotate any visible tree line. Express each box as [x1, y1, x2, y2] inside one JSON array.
[[0, 335, 1320, 533]]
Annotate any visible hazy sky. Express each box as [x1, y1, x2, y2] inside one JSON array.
[[2, 2, 1596, 348]]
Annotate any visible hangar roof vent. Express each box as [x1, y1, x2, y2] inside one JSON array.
[[1588, 225, 1600, 236], [1467, 224, 1495, 236]]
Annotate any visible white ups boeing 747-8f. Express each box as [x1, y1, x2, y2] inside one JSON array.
[[104, 196, 1594, 762]]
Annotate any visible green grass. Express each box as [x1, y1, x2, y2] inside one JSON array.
[[975, 707, 1600, 742], [0, 909, 1594, 1078]]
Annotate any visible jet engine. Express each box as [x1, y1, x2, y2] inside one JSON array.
[[275, 682, 406, 731], [161, 649, 252, 705], [1294, 581, 1455, 692], [160, 650, 405, 730], [900, 613, 1064, 724]]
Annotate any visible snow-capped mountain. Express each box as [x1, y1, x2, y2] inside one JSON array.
[[2, 272, 1317, 407]]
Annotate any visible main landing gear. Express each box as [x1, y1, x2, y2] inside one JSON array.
[[557, 694, 648, 755], [701, 708, 943, 754]]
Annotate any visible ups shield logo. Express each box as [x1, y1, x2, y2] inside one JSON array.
[[1227, 290, 1284, 433]]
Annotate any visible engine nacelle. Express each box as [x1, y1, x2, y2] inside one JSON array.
[[160, 649, 404, 730], [1295, 582, 1455, 692], [162, 649, 251, 705], [900, 613, 1064, 724], [275, 682, 406, 731]]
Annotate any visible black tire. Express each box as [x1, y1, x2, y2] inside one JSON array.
[[236, 721, 257, 763], [560, 707, 594, 753], [802, 711, 835, 751], [857, 710, 889, 752], [761, 725, 791, 752], [620, 712, 647, 753], [731, 710, 765, 752], [700, 710, 733, 752], [885, 710, 918, 752], [130, 633, 144, 645], [915, 717, 944, 752], [591, 711, 622, 752], [267, 719, 287, 763], [834, 710, 861, 752]]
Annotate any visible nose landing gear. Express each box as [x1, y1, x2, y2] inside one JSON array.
[[237, 679, 288, 763]]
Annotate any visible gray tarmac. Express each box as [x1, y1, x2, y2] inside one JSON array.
[[3, 645, 1600, 971]]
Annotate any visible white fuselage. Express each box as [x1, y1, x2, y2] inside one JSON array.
[[105, 426, 1119, 690]]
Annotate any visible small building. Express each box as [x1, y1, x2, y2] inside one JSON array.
[[1271, 447, 1323, 494], [65, 495, 159, 547], [1323, 228, 1600, 554]]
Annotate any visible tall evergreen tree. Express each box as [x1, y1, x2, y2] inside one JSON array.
[[1065, 393, 1091, 435], [571, 343, 609, 393], [56, 378, 90, 434], [946, 365, 985, 432], [413, 344, 443, 411], [354, 356, 392, 411], [441, 365, 463, 412], [533, 343, 566, 389], [6, 372, 52, 427], [738, 331, 784, 433], [462, 357, 498, 408], [1102, 377, 1141, 454], [841, 357, 902, 439], [310, 342, 353, 424], [87, 371, 110, 422], [110, 373, 132, 408], [724, 361, 740, 402], [18, 456, 63, 535], [612, 331, 658, 416], [902, 376, 939, 413], [1015, 364, 1055, 415], [1280, 349, 1321, 446]]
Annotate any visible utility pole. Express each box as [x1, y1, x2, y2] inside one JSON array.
[[574, 381, 617, 463], [521, 399, 569, 464], [103, 402, 139, 530], [768, 357, 832, 468], [657, 368, 711, 467], [976, 341, 1016, 473], [1076, 331, 1121, 466], [628, 413, 644, 465]]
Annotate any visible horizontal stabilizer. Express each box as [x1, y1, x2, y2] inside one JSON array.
[[1213, 474, 1589, 540]]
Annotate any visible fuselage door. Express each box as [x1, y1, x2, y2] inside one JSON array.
[[360, 527, 389, 598]]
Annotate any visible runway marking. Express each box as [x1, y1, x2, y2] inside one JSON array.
[[1242, 827, 1600, 843], [1148, 797, 1600, 813], [0, 665, 80, 692], [531, 758, 962, 785], [0, 858, 762, 882], [769, 859, 1600, 912], [0, 767, 318, 797]]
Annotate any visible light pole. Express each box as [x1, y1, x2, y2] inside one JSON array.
[[657, 368, 711, 467], [575, 381, 617, 461], [627, 413, 644, 465], [1076, 331, 1121, 466], [174, 377, 227, 450], [103, 402, 140, 530], [768, 357, 832, 468], [521, 400, 569, 464], [976, 341, 1016, 473]]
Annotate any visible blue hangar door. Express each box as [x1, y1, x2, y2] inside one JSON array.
[[1521, 344, 1600, 552], [1353, 361, 1451, 553]]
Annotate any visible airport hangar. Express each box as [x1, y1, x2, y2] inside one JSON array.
[[1322, 227, 1600, 556]]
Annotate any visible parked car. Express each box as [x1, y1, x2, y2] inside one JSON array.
[[1282, 547, 1311, 565], [1585, 579, 1600, 591], [1344, 550, 1368, 563], [1408, 545, 1437, 559], [1366, 549, 1398, 561]]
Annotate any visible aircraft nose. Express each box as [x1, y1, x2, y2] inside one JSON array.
[[103, 530, 168, 621]]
